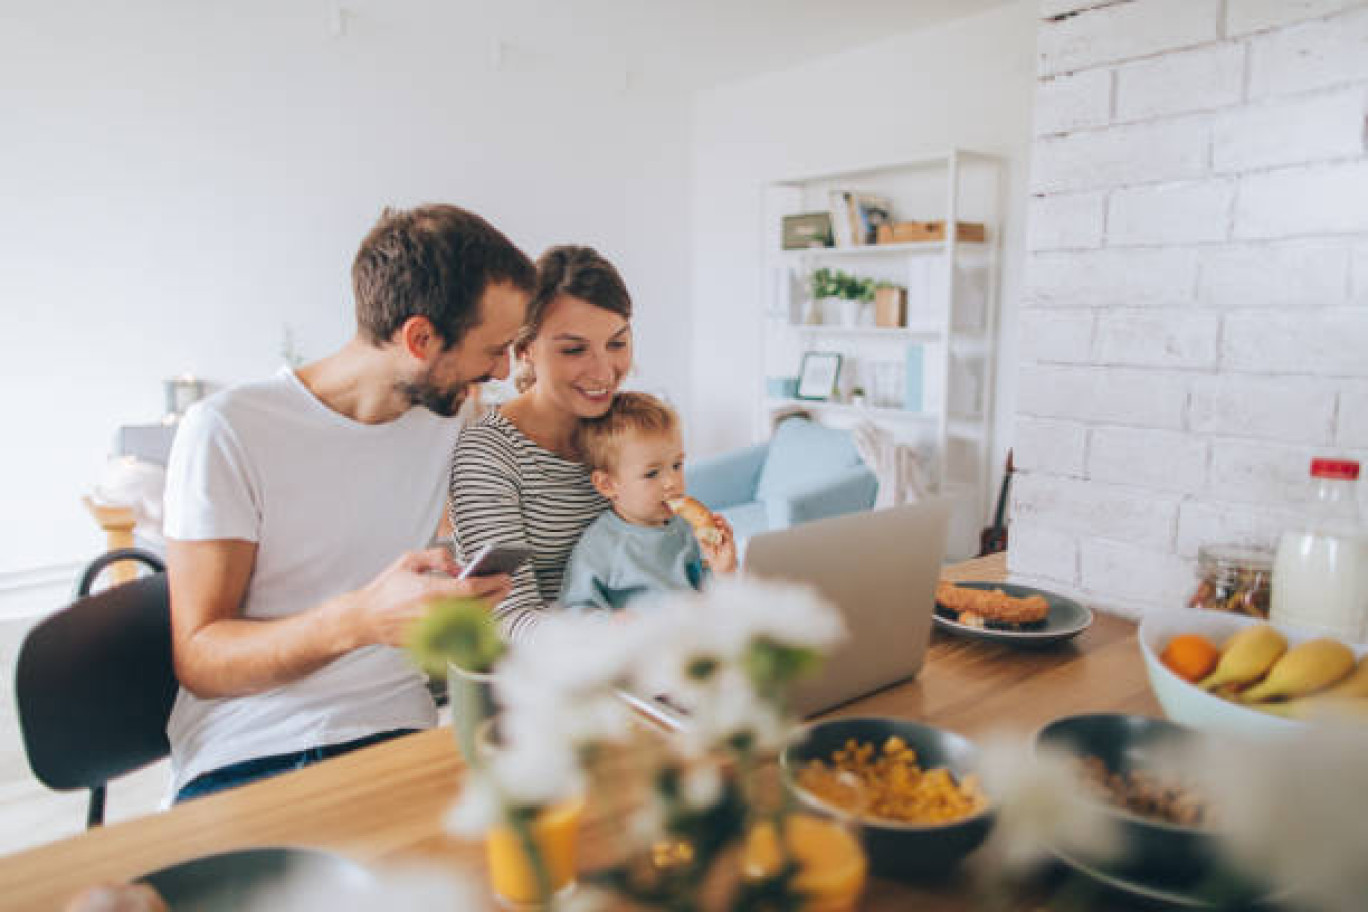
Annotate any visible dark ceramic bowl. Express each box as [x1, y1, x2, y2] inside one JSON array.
[[1035, 713, 1232, 887], [140, 846, 372, 910], [780, 716, 995, 880]]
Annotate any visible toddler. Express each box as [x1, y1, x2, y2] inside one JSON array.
[[560, 392, 736, 614]]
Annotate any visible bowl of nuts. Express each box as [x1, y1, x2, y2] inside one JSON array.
[[1036, 714, 1226, 886]]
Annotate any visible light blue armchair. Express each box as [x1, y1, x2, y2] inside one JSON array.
[[685, 416, 878, 546]]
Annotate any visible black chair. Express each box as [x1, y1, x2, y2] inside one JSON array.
[[15, 547, 177, 828]]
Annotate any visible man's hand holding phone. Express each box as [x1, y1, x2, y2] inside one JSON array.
[[458, 544, 534, 580], [348, 547, 513, 649]]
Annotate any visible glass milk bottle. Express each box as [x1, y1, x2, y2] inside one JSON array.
[[1270, 459, 1368, 642]]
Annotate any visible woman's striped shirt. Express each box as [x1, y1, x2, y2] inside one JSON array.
[[448, 408, 609, 641]]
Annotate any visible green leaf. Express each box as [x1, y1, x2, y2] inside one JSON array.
[[406, 596, 504, 676], [744, 641, 822, 694]]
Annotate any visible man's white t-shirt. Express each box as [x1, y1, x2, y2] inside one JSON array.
[[162, 368, 461, 792]]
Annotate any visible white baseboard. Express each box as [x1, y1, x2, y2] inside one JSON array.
[[0, 562, 81, 621]]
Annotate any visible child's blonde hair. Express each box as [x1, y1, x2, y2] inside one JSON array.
[[575, 392, 679, 472]]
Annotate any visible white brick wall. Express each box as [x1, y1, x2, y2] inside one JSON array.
[[1338, 382, 1368, 446], [1027, 191, 1106, 249], [1026, 248, 1199, 307], [1031, 118, 1210, 193], [1038, 0, 1221, 77], [1013, 474, 1178, 549], [1014, 417, 1088, 477], [1034, 69, 1112, 136], [1213, 88, 1367, 173], [1235, 161, 1368, 239], [1227, 0, 1367, 37], [1017, 364, 1188, 428], [1197, 241, 1350, 308], [1107, 180, 1235, 246], [1189, 375, 1337, 443], [1012, 0, 1368, 616], [1354, 243, 1368, 304], [1115, 44, 1243, 121], [1223, 309, 1368, 375], [1087, 426, 1208, 493], [1093, 310, 1219, 368], [1247, 7, 1368, 99], [1017, 308, 1095, 363]]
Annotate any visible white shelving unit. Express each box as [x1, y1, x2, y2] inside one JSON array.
[[760, 149, 1005, 552]]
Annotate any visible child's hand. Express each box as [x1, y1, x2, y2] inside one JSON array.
[[701, 515, 738, 574]]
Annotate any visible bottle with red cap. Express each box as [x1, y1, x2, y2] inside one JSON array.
[[1269, 458, 1368, 641]]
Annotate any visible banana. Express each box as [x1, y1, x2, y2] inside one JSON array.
[[1240, 638, 1356, 703], [1258, 696, 1368, 723], [1199, 624, 1287, 692], [1320, 656, 1368, 700]]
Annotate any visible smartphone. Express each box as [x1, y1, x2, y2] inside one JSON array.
[[458, 543, 534, 580]]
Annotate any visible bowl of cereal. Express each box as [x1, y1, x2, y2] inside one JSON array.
[[1036, 714, 1231, 888], [779, 716, 995, 879]]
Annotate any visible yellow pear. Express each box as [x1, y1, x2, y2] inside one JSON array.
[[1199, 624, 1287, 692], [1240, 638, 1356, 703]]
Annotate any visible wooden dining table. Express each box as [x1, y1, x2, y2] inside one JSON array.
[[0, 553, 1167, 911]]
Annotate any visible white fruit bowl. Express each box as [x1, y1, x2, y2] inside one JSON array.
[[1137, 608, 1367, 739]]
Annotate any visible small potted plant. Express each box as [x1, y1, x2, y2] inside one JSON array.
[[809, 268, 874, 327]]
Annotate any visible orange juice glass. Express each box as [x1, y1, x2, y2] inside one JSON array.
[[485, 797, 584, 907], [743, 813, 867, 912]]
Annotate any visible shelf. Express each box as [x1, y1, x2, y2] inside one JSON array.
[[788, 323, 942, 340], [780, 241, 953, 260], [764, 397, 938, 421]]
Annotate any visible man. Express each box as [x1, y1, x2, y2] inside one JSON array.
[[163, 204, 534, 801]]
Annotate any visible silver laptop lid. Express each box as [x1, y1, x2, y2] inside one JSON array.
[[744, 499, 950, 717]]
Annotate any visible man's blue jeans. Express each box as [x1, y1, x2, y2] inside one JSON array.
[[174, 728, 419, 804]]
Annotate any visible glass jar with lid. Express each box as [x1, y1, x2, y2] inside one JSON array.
[[1188, 544, 1273, 618]]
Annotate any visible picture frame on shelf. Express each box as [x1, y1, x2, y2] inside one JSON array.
[[781, 212, 834, 250], [796, 351, 842, 401]]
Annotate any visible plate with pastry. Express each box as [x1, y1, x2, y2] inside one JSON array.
[[934, 580, 1092, 646]]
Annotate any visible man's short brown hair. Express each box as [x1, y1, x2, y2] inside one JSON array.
[[352, 204, 535, 348], [575, 392, 679, 472]]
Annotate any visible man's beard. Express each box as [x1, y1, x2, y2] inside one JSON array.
[[399, 369, 492, 418], [399, 376, 468, 417]]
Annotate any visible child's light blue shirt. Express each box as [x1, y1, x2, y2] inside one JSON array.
[[560, 511, 707, 613]]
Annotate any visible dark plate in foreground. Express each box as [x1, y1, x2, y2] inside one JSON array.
[[934, 581, 1093, 646], [139, 846, 373, 911]]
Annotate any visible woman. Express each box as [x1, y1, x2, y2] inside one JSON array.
[[449, 245, 632, 640]]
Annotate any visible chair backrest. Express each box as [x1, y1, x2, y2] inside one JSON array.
[[754, 415, 866, 502], [15, 559, 176, 801]]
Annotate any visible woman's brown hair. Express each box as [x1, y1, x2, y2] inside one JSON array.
[[514, 245, 633, 391]]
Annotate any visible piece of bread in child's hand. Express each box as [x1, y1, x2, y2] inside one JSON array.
[[667, 496, 723, 547]]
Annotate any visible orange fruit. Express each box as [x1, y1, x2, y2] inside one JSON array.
[[1161, 633, 1221, 683]]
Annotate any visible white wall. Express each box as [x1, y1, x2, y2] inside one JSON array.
[[1013, 0, 1368, 615], [0, 0, 692, 579], [687, 1, 1038, 501]]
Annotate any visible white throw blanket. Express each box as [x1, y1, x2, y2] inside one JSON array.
[[91, 456, 168, 548], [852, 421, 931, 509]]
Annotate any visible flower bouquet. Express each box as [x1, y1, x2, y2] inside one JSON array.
[[408, 577, 864, 910]]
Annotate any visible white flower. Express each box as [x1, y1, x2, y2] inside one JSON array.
[[1194, 722, 1368, 912], [976, 733, 1121, 876], [627, 578, 845, 706], [627, 791, 669, 847], [680, 762, 724, 810], [488, 737, 585, 808], [699, 576, 847, 652], [443, 772, 502, 836]]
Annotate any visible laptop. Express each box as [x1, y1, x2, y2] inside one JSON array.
[[622, 498, 951, 730]]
